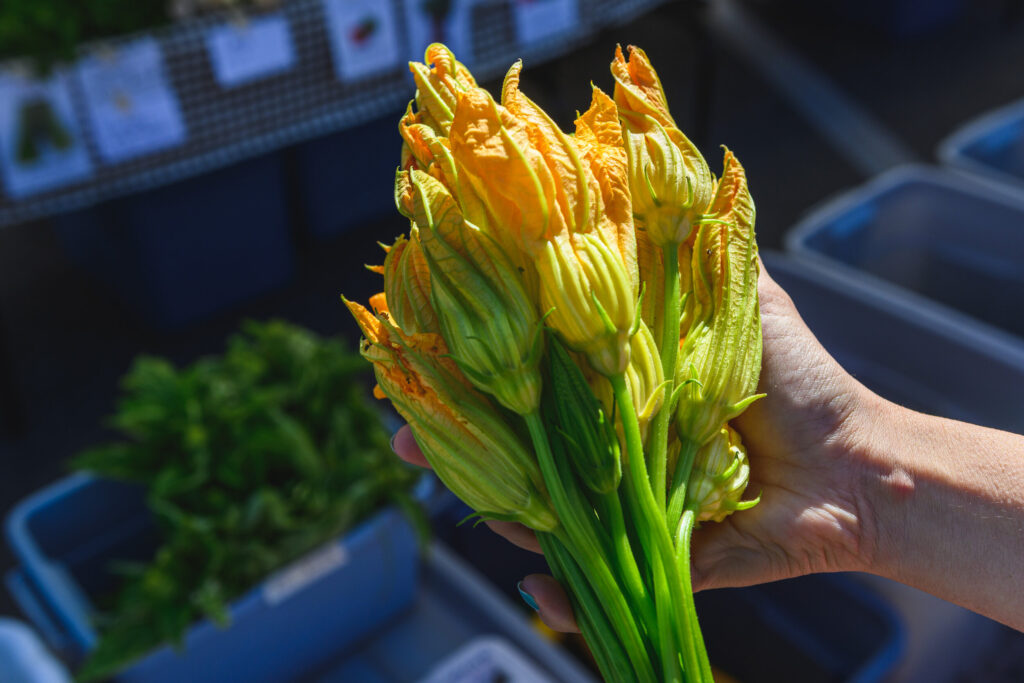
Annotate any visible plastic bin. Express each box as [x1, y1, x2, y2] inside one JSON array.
[[311, 543, 595, 682], [696, 574, 902, 683], [939, 97, 1024, 192], [52, 154, 294, 329], [292, 115, 403, 240], [5, 472, 430, 683], [785, 165, 1024, 350], [764, 251, 1024, 433], [0, 619, 71, 683]]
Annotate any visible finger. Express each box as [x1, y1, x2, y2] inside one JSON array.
[[484, 520, 543, 554], [519, 573, 579, 633], [391, 424, 430, 469]]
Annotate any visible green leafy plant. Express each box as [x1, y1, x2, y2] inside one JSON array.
[[0, 2, 169, 75], [71, 320, 425, 682]]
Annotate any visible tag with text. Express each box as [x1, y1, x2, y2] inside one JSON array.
[[263, 543, 349, 605], [206, 14, 296, 88], [323, 0, 402, 83], [77, 39, 187, 163], [0, 69, 93, 198]]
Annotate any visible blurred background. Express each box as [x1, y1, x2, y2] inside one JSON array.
[[1, 0, 1024, 681]]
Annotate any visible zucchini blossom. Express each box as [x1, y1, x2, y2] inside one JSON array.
[[612, 45, 713, 248], [674, 150, 764, 448], [345, 297, 556, 531]]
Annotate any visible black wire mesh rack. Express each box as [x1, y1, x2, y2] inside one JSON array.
[[0, 0, 671, 228]]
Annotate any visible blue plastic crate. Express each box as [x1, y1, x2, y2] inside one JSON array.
[[940, 97, 1024, 192], [292, 115, 403, 240], [52, 154, 295, 329], [764, 251, 1024, 433], [0, 619, 71, 683], [5, 472, 430, 683], [785, 165, 1024, 349], [311, 543, 595, 682]]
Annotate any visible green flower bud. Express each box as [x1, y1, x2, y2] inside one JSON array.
[[675, 150, 764, 447], [402, 169, 544, 415], [547, 335, 621, 495], [346, 298, 556, 532], [686, 426, 759, 524]]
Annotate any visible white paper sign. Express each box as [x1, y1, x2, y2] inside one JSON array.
[[0, 69, 93, 199], [418, 637, 554, 683], [402, 0, 475, 65], [513, 0, 578, 45], [77, 39, 187, 163], [323, 0, 402, 82], [262, 543, 348, 605], [206, 14, 296, 88]]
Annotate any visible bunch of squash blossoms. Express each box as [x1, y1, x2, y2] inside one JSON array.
[[345, 43, 763, 683]]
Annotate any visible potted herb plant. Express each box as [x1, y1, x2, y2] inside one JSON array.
[[5, 321, 428, 682]]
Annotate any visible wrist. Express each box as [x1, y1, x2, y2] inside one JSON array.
[[824, 384, 909, 576], [838, 389, 948, 583]]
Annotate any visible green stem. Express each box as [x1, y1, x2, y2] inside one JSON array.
[[610, 373, 704, 682], [525, 411, 658, 683], [598, 491, 659, 645], [539, 531, 632, 683], [675, 509, 714, 682], [666, 437, 700, 532], [650, 242, 682, 511]]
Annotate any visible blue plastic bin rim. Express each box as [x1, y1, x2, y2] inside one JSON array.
[[780, 165, 1024, 357], [760, 251, 1024, 377], [5, 569, 71, 657], [4, 472, 97, 647], [5, 471, 433, 656], [937, 95, 1024, 167], [785, 163, 1024, 257]]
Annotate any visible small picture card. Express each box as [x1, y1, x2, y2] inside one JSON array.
[[77, 39, 187, 164], [513, 0, 578, 46], [402, 0, 475, 65], [0, 69, 93, 199], [323, 0, 402, 83], [206, 13, 296, 88]]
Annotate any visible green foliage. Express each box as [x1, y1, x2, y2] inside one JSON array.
[[0, 1, 170, 75], [71, 320, 425, 682]]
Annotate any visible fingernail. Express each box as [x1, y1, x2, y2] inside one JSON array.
[[390, 431, 399, 453], [517, 581, 539, 611]]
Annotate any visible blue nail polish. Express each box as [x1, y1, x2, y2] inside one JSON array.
[[517, 581, 539, 611]]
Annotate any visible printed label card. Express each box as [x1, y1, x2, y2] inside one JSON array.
[[0, 68, 93, 198], [206, 13, 296, 88], [402, 0, 475, 65], [513, 0, 578, 46], [323, 0, 402, 83], [77, 39, 187, 164]]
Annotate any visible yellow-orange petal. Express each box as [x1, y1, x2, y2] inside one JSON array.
[[611, 44, 675, 129], [575, 87, 637, 290], [502, 61, 590, 234], [450, 87, 562, 249]]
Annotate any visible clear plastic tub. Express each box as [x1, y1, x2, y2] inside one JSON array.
[[939, 97, 1024, 192], [785, 165, 1024, 352]]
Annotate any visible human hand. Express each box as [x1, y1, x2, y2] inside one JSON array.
[[392, 261, 887, 630]]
